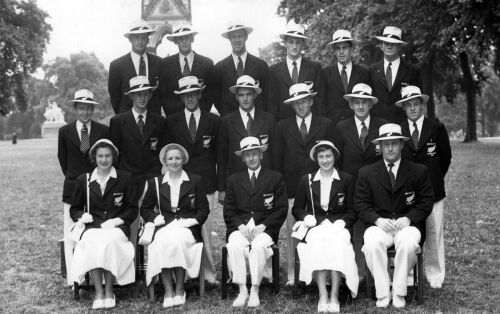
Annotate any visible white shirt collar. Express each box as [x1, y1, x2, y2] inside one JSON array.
[[408, 115, 424, 133], [185, 107, 201, 126], [232, 51, 248, 68], [384, 57, 400, 84], [248, 166, 262, 180], [338, 61, 352, 73], [354, 115, 370, 135], [296, 113, 312, 130], [132, 108, 147, 123], [312, 168, 340, 181], [384, 158, 401, 177], [162, 170, 190, 184], [130, 51, 148, 76], [287, 56, 302, 73], [179, 51, 194, 68], [90, 166, 117, 183], [239, 107, 255, 123]]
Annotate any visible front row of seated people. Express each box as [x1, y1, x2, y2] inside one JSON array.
[[68, 121, 433, 312]]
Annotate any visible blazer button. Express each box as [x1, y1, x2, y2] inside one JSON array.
[[104, 211, 107, 215]]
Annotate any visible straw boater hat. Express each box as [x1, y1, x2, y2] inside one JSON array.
[[279, 22, 308, 40], [229, 75, 262, 95], [375, 26, 406, 44], [159, 143, 190, 165], [89, 139, 119, 157], [124, 76, 157, 95], [327, 29, 358, 45], [309, 140, 340, 162], [174, 76, 206, 95], [395, 85, 429, 107], [166, 25, 198, 42], [69, 89, 99, 105], [123, 20, 154, 38], [283, 82, 317, 104], [235, 136, 268, 156], [343, 83, 379, 104], [371, 123, 409, 144], [221, 19, 253, 39]]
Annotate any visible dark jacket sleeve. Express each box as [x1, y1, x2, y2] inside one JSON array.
[[108, 60, 122, 114], [211, 64, 222, 114], [57, 127, 68, 175], [341, 173, 357, 228], [332, 122, 345, 170], [69, 174, 87, 222], [140, 178, 160, 223], [314, 67, 326, 116], [216, 118, 229, 191], [261, 174, 288, 230], [354, 168, 381, 225], [193, 176, 210, 224], [223, 175, 244, 230], [108, 117, 123, 152], [117, 172, 138, 225], [292, 175, 310, 221], [405, 166, 434, 224], [437, 122, 452, 176], [272, 123, 285, 174]]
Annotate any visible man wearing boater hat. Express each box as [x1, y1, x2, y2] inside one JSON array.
[[397, 86, 451, 289], [212, 19, 272, 117], [165, 76, 220, 284], [58, 89, 109, 286], [368, 26, 421, 123], [108, 20, 163, 114], [355, 123, 433, 308], [224, 136, 287, 308], [273, 82, 332, 285], [324, 29, 370, 126], [217, 75, 275, 204], [333, 83, 387, 280], [159, 25, 214, 115], [269, 22, 325, 120]]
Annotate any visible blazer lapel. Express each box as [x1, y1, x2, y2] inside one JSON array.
[[305, 115, 321, 144], [252, 169, 270, 196], [416, 118, 432, 151], [230, 114, 249, 138], [68, 121, 81, 148], [251, 110, 265, 135], [89, 180, 102, 198], [330, 64, 345, 92], [329, 178, 343, 205], [241, 172, 253, 195], [298, 58, 311, 83], [172, 53, 183, 75], [401, 121, 417, 152], [125, 54, 137, 77], [345, 118, 364, 151], [194, 112, 209, 143], [89, 121, 101, 146], [178, 179, 191, 202], [142, 112, 157, 143], [279, 62, 293, 86], [159, 177, 172, 209], [393, 160, 411, 192], [393, 60, 409, 90], [374, 62, 389, 91], [348, 64, 361, 91], [310, 176, 321, 207], [124, 111, 143, 143], [286, 119, 305, 144], [102, 176, 118, 197], [375, 160, 393, 192]]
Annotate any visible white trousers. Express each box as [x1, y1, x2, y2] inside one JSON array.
[[227, 230, 274, 285], [285, 198, 296, 281], [363, 226, 421, 298], [63, 202, 76, 286], [423, 200, 445, 285], [201, 192, 217, 282]]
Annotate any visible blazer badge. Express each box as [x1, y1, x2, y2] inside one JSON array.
[[113, 192, 123, 207], [263, 193, 274, 209], [202, 135, 212, 148], [259, 134, 269, 145], [150, 137, 159, 151], [337, 192, 345, 207], [189, 193, 196, 208], [405, 191, 415, 205], [426, 141, 436, 156]]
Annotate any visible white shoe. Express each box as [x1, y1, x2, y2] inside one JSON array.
[[103, 295, 116, 308], [376, 295, 391, 308], [317, 302, 329, 313], [232, 292, 248, 307], [173, 292, 186, 306], [91, 299, 104, 310], [247, 292, 260, 308], [392, 294, 406, 308], [430, 282, 443, 289], [163, 296, 175, 308], [328, 301, 340, 313]]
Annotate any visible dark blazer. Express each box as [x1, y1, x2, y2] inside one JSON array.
[[269, 58, 325, 120], [354, 159, 434, 236], [70, 169, 138, 239], [141, 173, 209, 242], [369, 60, 421, 123], [159, 52, 214, 115], [223, 168, 288, 242], [401, 118, 452, 202], [292, 170, 357, 229], [333, 116, 387, 179], [217, 109, 275, 191], [108, 53, 163, 114], [273, 115, 333, 197], [211, 53, 272, 117], [109, 110, 166, 188], [324, 63, 370, 125], [166, 111, 220, 193], [57, 121, 109, 203]]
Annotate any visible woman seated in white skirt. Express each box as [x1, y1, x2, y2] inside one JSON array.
[[70, 139, 137, 310], [292, 141, 359, 313], [141, 143, 209, 308]]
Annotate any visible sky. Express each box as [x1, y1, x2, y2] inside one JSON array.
[[36, 0, 286, 68]]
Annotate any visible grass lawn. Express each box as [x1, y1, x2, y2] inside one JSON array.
[[0, 138, 498, 313]]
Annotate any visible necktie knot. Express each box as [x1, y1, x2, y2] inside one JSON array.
[[388, 163, 394, 170], [82, 124, 88, 132], [342, 64, 346, 71], [138, 114, 143, 121]]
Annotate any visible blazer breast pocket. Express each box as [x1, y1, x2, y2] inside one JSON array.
[[202, 135, 213, 149], [263, 193, 274, 210], [405, 191, 415, 206], [113, 192, 124, 207]]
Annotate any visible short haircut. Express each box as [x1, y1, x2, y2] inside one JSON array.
[[90, 142, 118, 165]]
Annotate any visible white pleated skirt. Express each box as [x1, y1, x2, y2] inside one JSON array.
[[71, 228, 135, 285], [146, 221, 203, 286], [297, 219, 359, 297]]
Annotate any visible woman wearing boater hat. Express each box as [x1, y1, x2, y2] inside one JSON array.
[[292, 141, 359, 313], [70, 139, 137, 310], [140, 143, 209, 308]]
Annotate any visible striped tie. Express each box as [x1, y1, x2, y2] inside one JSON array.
[[388, 163, 396, 189], [80, 124, 89, 153], [246, 112, 253, 136], [182, 56, 190, 76], [137, 115, 144, 137], [300, 118, 308, 140], [237, 56, 244, 77], [292, 61, 298, 84], [360, 121, 368, 150], [139, 55, 146, 76], [250, 172, 257, 188], [386, 62, 392, 90], [189, 113, 197, 141], [412, 121, 419, 148], [340, 64, 348, 92]]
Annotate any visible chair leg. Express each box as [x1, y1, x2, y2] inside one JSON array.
[[73, 282, 79, 300], [221, 246, 228, 299], [293, 247, 300, 298], [417, 252, 424, 304], [199, 249, 205, 298], [272, 245, 280, 295]]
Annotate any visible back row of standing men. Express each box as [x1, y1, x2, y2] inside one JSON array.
[[59, 18, 451, 307]]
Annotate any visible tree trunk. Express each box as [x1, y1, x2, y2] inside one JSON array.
[[421, 54, 436, 120], [479, 102, 486, 137], [459, 51, 477, 142]]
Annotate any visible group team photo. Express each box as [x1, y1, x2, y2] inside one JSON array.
[[1, 0, 499, 313]]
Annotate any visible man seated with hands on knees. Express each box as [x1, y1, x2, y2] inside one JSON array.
[[354, 123, 434, 309], [223, 136, 287, 308]]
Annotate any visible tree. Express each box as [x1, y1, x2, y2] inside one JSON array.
[[43, 52, 113, 122], [0, 0, 51, 115], [259, 41, 287, 65]]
